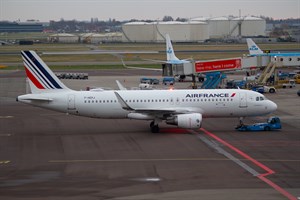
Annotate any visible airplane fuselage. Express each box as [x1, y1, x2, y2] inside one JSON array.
[[18, 89, 277, 120]]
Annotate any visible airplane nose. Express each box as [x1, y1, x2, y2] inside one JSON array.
[[269, 101, 277, 112]]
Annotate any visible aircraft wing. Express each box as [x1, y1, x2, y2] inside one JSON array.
[[42, 50, 158, 55], [132, 107, 203, 115], [114, 92, 203, 116], [120, 57, 162, 71], [141, 58, 168, 63]]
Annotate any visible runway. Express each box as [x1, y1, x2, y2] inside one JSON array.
[[0, 73, 299, 200]]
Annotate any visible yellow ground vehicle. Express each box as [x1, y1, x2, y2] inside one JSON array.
[[294, 74, 300, 84]]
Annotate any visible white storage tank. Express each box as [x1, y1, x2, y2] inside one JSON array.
[[208, 17, 231, 38], [122, 22, 155, 42], [189, 21, 209, 42], [156, 21, 209, 42], [156, 21, 190, 42], [240, 16, 266, 36]]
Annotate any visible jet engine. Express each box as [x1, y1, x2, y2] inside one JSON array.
[[166, 113, 202, 129]]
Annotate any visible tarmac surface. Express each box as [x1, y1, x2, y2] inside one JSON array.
[[0, 69, 299, 200]]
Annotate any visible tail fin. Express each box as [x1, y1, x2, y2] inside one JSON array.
[[246, 38, 263, 55], [21, 50, 70, 94], [166, 34, 179, 61]]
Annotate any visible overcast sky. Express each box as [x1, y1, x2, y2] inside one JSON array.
[[0, 0, 299, 22]]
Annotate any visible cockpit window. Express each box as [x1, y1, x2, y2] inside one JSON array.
[[256, 96, 265, 101]]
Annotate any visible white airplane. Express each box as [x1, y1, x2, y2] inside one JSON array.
[[142, 34, 191, 65], [17, 51, 278, 133], [246, 38, 300, 57]]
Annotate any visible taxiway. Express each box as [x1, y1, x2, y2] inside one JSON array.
[[0, 70, 299, 200]]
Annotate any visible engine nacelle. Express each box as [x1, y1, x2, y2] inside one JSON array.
[[166, 113, 202, 129]]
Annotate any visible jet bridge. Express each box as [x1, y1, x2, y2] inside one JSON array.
[[162, 62, 194, 77]]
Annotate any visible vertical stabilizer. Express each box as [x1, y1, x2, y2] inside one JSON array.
[[21, 50, 70, 94], [166, 34, 179, 61], [246, 38, 264, 55]]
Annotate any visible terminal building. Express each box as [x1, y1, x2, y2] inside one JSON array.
[[0, 21, 43, 32]]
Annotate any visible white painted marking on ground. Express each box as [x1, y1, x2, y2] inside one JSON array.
[[190, 130, 260, 176]]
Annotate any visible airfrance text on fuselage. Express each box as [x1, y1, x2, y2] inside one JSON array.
[[186, 93, 236, 98]]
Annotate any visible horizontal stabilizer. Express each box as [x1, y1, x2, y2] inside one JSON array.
[[17, 94, 53, 102]]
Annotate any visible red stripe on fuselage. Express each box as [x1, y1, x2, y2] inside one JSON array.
[[24, 67, 45, 89]]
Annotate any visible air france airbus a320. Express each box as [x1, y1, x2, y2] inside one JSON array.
[[17, 51, 278, 133]]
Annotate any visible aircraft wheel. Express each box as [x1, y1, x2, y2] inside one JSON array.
[[264, 126, 270, 131], [150, 121, 155, 128], [151, 125, 160, 133]]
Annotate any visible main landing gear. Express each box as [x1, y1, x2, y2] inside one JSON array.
[[150, 121, 160, 133]]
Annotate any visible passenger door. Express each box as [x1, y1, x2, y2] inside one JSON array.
[[67, 94, 76, 110], [239, 92, 247, 108]]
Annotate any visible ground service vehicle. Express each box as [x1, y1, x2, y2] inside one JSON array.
[[251, 85, 276, 93], [140, 77, 159, 85], [294, 74, 300, 84], [162, 77, 175, 85], [236, 116, 281, 131], [281, 80, 296, 88]]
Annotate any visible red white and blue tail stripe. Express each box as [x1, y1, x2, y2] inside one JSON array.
[[21, 50, 70, 93]]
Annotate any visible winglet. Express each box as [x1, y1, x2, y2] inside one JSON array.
[[114, 92, 134, 111], [116, 80, 127, 90]]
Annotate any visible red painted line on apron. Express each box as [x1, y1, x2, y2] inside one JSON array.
[[200, 128, 296, 200]]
